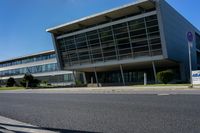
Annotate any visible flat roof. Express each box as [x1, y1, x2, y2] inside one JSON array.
[[46, 0, 155, 34], [0, 50, 55, 64]]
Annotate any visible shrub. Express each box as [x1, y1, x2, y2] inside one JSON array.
[[32, 79, 41, 87], [42, 80, 48, 85], [75, 80, 82, 85], [20, 74, 40, 88], [6, 77, 16, 87], [40, 80, 48, 87], [157, 70, 175, 84]]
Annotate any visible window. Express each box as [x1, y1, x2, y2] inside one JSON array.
[[56, 15, 162, 66], [64, 74, 73, 82]]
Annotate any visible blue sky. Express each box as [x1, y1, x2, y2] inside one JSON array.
[[0, 0, 199, 61]]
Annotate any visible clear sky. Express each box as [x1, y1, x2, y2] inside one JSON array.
[[0, 0, 199, 61]]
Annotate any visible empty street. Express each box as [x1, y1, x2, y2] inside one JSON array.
[[0, 91, 200, 133]]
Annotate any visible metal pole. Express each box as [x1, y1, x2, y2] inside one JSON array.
[[120, 64, 125, 86], [152, 61, 157, 83], [94, 67, 99, 87], [188, 42, 193, 86], [144, 73, 147, 85]]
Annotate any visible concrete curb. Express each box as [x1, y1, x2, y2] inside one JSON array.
[[1, 86, 200, 94], [0, 115, 57, 133]]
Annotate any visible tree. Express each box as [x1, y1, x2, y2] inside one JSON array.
[[157, 70, 175, 84], [6, 77, 16, 87], [24, 74, 33, 88], [20, 74, 40, 88]]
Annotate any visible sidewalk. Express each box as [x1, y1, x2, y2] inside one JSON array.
[[1, 85, 200, 94], [0, 116, 57, 133]]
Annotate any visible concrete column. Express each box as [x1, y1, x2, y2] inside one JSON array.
[[94, 67, 99, 87], [83, 72, 87, 84], [152, 61, 157, 83], [72, 70, 77, 85], [120, 64, 125, 86]]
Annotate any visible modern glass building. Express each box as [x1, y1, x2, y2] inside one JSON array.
[[47, 0, 200, 86], [0, 50, 74, 86]]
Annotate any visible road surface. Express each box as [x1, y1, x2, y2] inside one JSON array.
[[0, 93, 200, 133]]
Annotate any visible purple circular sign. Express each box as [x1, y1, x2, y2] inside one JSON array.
[[187, 32, 193, 42]]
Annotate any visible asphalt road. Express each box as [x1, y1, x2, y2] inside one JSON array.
[[0, 93, 200, 133]]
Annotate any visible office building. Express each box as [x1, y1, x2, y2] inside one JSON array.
[[47, 0, 200, 86], [0, 50, 74, 86]]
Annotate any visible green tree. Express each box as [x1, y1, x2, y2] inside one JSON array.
[[157, 70, 175, 84], [20, 74, 40, 88], [6, 77, 16, 87]]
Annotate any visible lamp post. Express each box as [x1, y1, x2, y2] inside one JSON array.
[[187, 32, 193, 87]]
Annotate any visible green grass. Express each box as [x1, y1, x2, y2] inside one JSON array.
[[0, 87, 25, 91]]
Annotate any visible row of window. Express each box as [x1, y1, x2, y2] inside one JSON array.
[[93, 70, 154, 83], [0, 63, 58, 77], [58, 15, 162, 67], [0, 54, 56, 68], [38, 74, 73, 83]]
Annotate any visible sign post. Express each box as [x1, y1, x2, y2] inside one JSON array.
[[192, 71, 200, 84], [187, 32, 193, 87], [144, 73, 147, 85]]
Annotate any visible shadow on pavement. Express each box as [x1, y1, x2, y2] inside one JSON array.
[[0, 123, 100, 133]]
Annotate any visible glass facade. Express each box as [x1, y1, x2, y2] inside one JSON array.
[[0, 51, 74, 85], [85, 67, 180, 84], [196, 33, 200, 50], [57, 15, 162, 67], [196, 33, 200, 66], [196, 52, 200, 65], [63, 74, 73, 82], [0, 63, 58, 77], [90, 70, 153, 84], [0, 53, 56, 68], [36, 74, 73, 83]]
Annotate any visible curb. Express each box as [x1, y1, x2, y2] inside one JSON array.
[[0, 115, 57, 133]]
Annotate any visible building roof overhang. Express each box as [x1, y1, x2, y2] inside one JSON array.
[[46, 0, 156, 34]]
